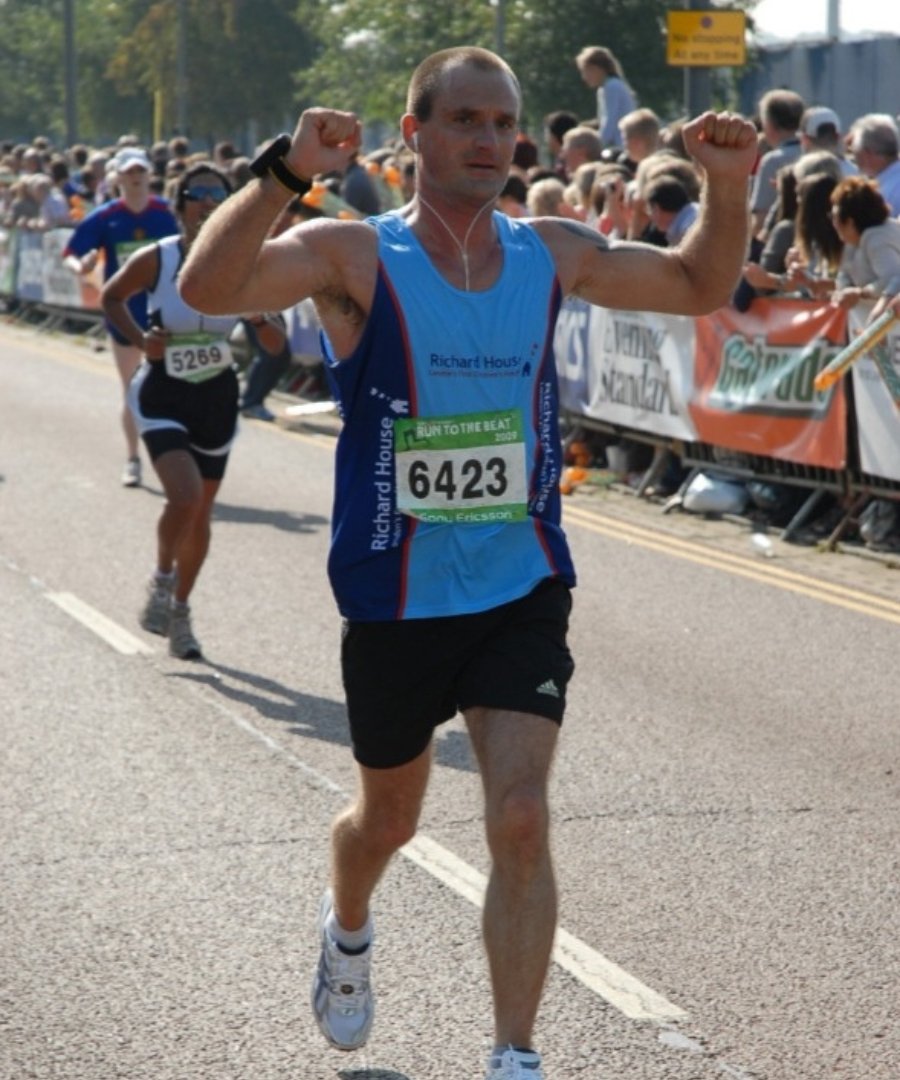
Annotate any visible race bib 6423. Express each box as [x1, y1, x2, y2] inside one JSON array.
[[394, 408, 528, 524]]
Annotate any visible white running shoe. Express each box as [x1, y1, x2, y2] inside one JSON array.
[[486, 1047, 545, 1080], [168, 604, 202, 660], [121, 457, 141, 487], [139, 573, 175, 636], [311, 890, 374, 1051]]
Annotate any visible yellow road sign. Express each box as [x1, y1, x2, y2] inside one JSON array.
[[667, 9, 746, 67]]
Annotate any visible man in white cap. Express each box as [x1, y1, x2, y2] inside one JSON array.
[[800, 106, 857, 177], [64, 145, 178, 485]]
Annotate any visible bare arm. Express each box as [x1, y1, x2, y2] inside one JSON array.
[[101, 246, 162, 354], [180, 108, 363, 316], [538, 112, 757, 316]]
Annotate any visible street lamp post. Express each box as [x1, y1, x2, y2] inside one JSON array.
[[64, 0, 78, 144], [175, 0, 188, 135], [494, 0, 505, 57], [684, 0, 711, 117]]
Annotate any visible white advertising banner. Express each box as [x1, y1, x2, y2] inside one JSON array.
[[555, 301, 698, 441], [41, 229, 83, 308], [849, 305, 900, 483]]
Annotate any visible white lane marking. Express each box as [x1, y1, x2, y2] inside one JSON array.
[[8, 543, 753, 1067], [199, 694, 691, 1025], [403, 834, 688, 1023], [28, 568, 692, 1026], [45, 591, 153, 656]]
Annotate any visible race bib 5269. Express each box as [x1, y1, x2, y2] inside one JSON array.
[[164, 333, 233, 383]]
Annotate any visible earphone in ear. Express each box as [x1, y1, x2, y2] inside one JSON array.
[[407, 132, 420, 153]]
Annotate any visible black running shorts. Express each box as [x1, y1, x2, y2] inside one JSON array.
[[341, 578, 575, 769], [134, 364, 239, 481]]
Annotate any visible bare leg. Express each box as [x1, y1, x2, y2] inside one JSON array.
[[109, 338, 142, 459], [330, 745, 432, 931], [151, 450, 220, 602], [465, 707, 559, 1050]]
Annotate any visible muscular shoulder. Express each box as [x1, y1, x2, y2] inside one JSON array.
[[293, 218, 379, 349], [531, 217, 612, 295]]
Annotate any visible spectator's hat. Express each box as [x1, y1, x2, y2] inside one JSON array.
[[114, 147, 152, 173], [802, 107, 841, 137]]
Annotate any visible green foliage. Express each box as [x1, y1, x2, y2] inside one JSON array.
[[0, 0, 758, 149], [0, 1, 66, 142], [293, 0, 494, 126], [507, 0, 684, 132], [107, 0, 314, 143]]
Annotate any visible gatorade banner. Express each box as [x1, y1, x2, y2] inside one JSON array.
[[849, 305, 900, 483], [690, 299, 849, 469]]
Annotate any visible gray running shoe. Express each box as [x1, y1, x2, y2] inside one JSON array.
[[168, 604, 202, 660], [311, 890, 374, 1051], [486, 1048, 545, 1080], [241, 404, 275, 422], [139, 573, 175, 636], [121, 457, 142, 487]]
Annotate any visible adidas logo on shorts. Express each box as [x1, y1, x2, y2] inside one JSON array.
[[536, 678, 560, 698]]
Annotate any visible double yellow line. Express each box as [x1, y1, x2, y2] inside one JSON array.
[[563, 502, 900, 626]]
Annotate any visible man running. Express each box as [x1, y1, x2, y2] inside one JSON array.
[[181, 47, 757, 1080], [64, 147, 178, 486]]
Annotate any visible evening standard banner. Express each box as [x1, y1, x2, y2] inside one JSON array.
[[849, 305, 900, 483], [690, 300, 849, 469], [554, 300, 698, 440]]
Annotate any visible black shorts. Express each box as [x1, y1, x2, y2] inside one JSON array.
[[129, 363, 239, 481], [341, 578, 575, 769]]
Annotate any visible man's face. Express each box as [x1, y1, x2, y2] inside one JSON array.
[[849, 142, 877, 178], [559, 141, 585, 178], [117, 164, 151, 196], [414, 63, 520, 203]]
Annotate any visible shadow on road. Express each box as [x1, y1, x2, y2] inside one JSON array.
[[137, 482, 328, 534], [339, 1070, 414, 1080], [171, 661, 476, 773]]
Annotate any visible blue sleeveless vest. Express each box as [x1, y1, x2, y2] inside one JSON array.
[[323, 211, 575, 620]]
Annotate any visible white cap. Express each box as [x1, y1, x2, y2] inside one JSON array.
[[114, 147, 152, 173], [802, 107, 841, 138]]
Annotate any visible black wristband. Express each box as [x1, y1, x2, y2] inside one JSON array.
[[268, 155, 312, 197], [250, 134, 312, 196]]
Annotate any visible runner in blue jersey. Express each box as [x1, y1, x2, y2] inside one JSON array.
[[64, 146, 178, 487], [181, 47, 758, 1080]]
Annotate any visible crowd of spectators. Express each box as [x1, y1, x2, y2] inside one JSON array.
[[4, 53, 899, 319], [2, 43, 899, 546]]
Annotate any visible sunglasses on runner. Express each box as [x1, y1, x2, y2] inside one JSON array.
[[183, 186, 228, 203]]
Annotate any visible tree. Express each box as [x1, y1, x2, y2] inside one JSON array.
[[0, 1, 69, 143], [104, 0, 314, 147], [508, 0, 685, 132], [293, 0, 759, 142], [293, 0, 496, 129]]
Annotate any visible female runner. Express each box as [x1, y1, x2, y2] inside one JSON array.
[[101, 161, 286, 658]]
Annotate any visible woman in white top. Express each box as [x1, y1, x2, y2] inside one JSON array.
[[102, 162, 285, 659], [830, 175, 900, 308]]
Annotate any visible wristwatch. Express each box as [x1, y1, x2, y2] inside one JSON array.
[[249, 134, 312, 195]]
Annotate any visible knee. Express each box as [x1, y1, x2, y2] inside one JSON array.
[[165, 483, 204, 516], [486, 785, 550, 866], [357, 804, 419, 855]]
